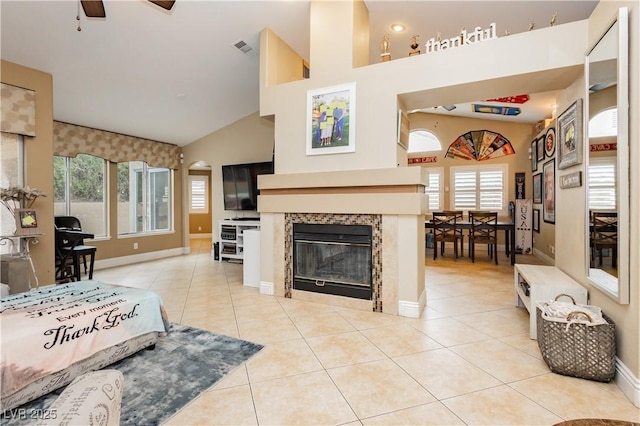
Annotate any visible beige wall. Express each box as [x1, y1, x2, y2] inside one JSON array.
[[1, 60, 55, 285], [181, 112, 274, 245], [1, 60, 186, 281], [257, 0, 639, 388], [408, 113, 557, 258], [562, 0, 640, 383]]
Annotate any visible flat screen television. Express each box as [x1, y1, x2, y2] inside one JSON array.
[[221, 161, 273, 211]]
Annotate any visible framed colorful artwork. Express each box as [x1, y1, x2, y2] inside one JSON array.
[[533, 173, 542, 204], [531, 138, 538, 171], [15, 208, 39, 236], [306, 83, 356, 156]]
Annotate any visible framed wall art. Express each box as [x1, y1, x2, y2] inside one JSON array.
[[306, 83, 356, 156], [397, 109, 410, 149], [515, 172, 526, 200], [533, 173, 542, 204], [544, 127, 556, 157], [530, 138, 538, 171], [533, 208, 540, 233], [557, 99, 583, 169], [15, 208, 39, 236], [543, 159, 555, 224], [537, 135, 545, 162]]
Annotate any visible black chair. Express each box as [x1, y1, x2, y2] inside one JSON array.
[[590, 211, 617, 268], [469, 211, 498, 265], [432, 211, 463, 260], [54, 216, 97, 281]]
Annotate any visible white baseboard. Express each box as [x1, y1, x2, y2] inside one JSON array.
[[398, 289, 425, 318], [93, 247, 190, 270], [533, 248, 555, 265], [615, 357, 640, 408], [259, 281, 274, 295], [188, 233, 212, 239]]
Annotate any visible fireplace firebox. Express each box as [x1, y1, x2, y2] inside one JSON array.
[[293, 223, 372, 300]]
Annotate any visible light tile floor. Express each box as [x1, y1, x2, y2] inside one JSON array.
[[92, 239, 640, 425]]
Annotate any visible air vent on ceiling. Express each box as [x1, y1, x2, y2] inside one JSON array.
[[233, 40, 253, 54]]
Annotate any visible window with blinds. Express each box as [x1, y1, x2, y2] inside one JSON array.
[[588, 158, 616, 210], [424, 167, 443, 212], [189, 175, 209, 214], [450, 164, 507, 214]]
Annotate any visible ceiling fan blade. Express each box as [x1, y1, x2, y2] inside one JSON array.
[[148, 0, 176, 11], [80, 0, 106, 18]]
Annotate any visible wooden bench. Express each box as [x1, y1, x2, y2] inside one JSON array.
[[514, 264, 588, 339]]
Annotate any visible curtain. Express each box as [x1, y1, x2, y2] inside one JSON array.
[[0, 83, 36, 137], [53, 121, 181, 169]]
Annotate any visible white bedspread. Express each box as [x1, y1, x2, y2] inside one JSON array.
[[0, 281, 169, 399]]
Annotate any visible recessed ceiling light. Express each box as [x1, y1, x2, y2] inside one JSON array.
[[391, 24, 405, 32]]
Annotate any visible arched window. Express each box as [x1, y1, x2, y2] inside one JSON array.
[[408, 130, 442, 153], [588, 108, 617, 138]]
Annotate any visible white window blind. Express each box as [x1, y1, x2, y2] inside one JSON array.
[[424, 168, 443, 211], [451, 164, 507, 214], [189, 175, 209, 214], [588, 159, 616, 210]]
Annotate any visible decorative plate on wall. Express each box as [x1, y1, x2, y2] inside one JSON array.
[[544, 127, 556, 157]]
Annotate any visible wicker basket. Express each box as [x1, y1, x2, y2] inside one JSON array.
[[536, 296, 616, 382]]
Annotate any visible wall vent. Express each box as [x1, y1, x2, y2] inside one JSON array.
[[233, 40, 253, 54]]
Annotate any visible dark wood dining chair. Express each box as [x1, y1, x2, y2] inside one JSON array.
[[54, 216, 97, 281], [590, 211, 617, 268], [432, 211, 463, 260], [469, 211, 498, 264]]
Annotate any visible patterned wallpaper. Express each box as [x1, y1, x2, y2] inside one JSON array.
[[0, 83, 36, 137], [53, 121, 181, 169]]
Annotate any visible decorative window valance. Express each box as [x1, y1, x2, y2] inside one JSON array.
[[53, 121, 181, 169], [1, 83, 36, 137]]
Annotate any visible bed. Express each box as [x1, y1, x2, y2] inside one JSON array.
[[0, 281, 169, 412]]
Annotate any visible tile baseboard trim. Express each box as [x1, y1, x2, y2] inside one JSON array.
[[260, 281, 274, 295], [93, 247, 189, 271], [615, 356, 640, 408]]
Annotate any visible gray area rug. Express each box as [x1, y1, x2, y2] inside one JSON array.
[[3, 323, 264, 425]]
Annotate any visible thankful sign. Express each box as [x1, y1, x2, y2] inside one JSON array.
[[425, 23, 498, 53]]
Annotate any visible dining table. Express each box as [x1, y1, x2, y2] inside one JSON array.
[[425, 219, 516, 265]]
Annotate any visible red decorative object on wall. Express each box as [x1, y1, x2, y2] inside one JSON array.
[[408, 156, 438, 164], [485, 94, 530, 104], [590, 143, 617, 152]]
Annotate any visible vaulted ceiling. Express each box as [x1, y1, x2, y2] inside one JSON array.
[[1, 1, 598, 146]]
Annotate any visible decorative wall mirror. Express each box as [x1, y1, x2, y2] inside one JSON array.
[[585, 7, 629, 304]]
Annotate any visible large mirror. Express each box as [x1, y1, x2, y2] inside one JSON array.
[[585, 7, 629, 304]]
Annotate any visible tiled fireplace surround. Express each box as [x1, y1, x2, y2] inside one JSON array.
[[284, 213, 383, 311], [258, 168, 428, 317]]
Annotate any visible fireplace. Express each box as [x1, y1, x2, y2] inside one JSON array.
[[293, 223, 372, 300]]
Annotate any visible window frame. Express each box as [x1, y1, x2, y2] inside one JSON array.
[[449, 163, 509, 216], [189, 175, 209, 214], [408, 129, 442, 153], [117, 161, 174, 237], [53, 154, 108, 239]]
